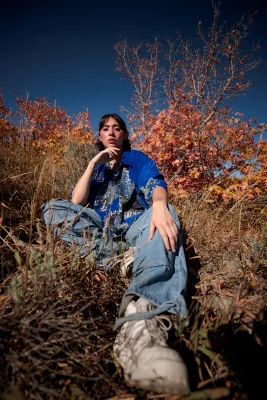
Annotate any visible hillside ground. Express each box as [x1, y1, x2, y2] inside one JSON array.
[[0, 139, 266, 400]]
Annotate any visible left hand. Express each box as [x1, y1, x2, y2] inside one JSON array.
[[149, 201, 178, 252]]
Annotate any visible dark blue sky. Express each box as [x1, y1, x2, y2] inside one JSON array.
[[1, 0, 266, 133]]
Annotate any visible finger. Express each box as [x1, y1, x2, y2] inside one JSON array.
[[149, 221, 156, 241], [103, 151, 116, 161], [105, 148, 120, 159], [166, 219, 178, 246], [169, 226, 178, 252], [162, 225, 177, 253], [169, 234, 177, 253], [155, 226, 171, 251], [170, 224, 178, 243], [106, 147, 121, 153], [159, 229, 171, 250], [172, 221, 179, 236]]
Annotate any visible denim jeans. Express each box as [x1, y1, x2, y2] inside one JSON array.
[[41, 199, 188, 328]]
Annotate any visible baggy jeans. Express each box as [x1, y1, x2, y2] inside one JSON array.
[[41, 199, 188, 328]]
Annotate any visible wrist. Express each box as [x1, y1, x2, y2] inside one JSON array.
[[152, 198, 167, 204], [88, 161, 96, 170], [152, 196, 167, 203], [152, 187, 168, 205]]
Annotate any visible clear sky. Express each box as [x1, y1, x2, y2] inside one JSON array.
[[1, 0, 266, 134]]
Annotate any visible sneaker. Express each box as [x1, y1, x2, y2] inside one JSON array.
[[113, 297, 190, 395], [120, 246, 135, 278]]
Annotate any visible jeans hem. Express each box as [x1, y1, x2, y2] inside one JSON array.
[[114, 291, 188, 329]]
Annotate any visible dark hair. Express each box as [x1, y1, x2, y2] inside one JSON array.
[[95, 113, 131, 151]]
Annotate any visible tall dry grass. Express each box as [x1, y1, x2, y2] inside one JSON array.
[[0, 137, 266, 400]]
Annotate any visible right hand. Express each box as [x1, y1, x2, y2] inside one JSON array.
[[71, 147, 122, 205], [89, 147, 121, 168]]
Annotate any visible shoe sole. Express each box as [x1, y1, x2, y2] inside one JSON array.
[[125, 374, 190, 395]]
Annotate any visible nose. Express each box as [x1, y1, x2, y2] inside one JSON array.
[[108, 129, 115, 136]]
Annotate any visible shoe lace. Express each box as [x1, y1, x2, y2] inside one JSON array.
[[145, 314, 172, 342], [127, 314, 172, 359], [155, 314, 172, 336]]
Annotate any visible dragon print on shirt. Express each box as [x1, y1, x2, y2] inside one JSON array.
[[141, 177, 163, 207], [87, 150, 168, 236], [93, 167, 144, 235]]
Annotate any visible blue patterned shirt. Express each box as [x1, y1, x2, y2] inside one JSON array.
[[88, 150, 167, 236]]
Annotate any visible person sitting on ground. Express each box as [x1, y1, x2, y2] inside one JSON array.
[[42, 113, 190, 395]]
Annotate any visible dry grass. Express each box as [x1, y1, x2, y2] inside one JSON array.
[[0, 138, 266, 400]]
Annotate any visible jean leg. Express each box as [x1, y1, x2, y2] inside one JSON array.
[[41, 199, 113, 259], [115, 205, 188, 327]]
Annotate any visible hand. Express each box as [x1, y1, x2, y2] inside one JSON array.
[[149, 201, 178, 252], [89, 147, 121, 168]]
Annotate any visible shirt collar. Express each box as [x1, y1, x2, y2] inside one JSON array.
[[121, 150, 134, 167]]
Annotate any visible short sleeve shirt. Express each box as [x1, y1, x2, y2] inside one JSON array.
[[88, 149, 167, 236]]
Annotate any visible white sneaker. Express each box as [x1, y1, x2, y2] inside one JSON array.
[[113, 298, 190, 395], [120, 246, 135, 278]]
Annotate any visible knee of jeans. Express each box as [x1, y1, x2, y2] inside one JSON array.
[[42, 198, 61, 211], [43, 198, 72, 214], [42, 199, 71, 225]]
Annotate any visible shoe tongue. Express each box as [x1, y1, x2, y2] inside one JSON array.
[[136, 298, 150, 313]]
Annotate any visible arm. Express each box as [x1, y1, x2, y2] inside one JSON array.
[[71, 147, 121, 205], [149, 186, 178, 253]]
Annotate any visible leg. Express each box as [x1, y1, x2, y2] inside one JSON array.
[[113, 205, 190, 395], [116, 204, 188, 326], [41, 199, 114, 260]]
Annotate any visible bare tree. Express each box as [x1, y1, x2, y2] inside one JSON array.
[[114, 37, 161, 132], [114, 1, 261, 133]]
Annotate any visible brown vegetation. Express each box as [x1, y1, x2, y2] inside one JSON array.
[[0, 133, 266, 400], [0, 5, 266, 396]]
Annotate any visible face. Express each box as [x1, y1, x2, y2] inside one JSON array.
[[99, 117, 128, 149]]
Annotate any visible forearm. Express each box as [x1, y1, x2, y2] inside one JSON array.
[[152, 186, 168, 205], [71, 160, 96, 205], [72, 147, 122, 206], [150, 186, 178, 252]]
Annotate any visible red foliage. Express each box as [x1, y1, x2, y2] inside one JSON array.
[[0, 93, 16, 138], [134, 93, 266, 201], [0, 94, 95, 161], [114, 4, 266, 202]]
